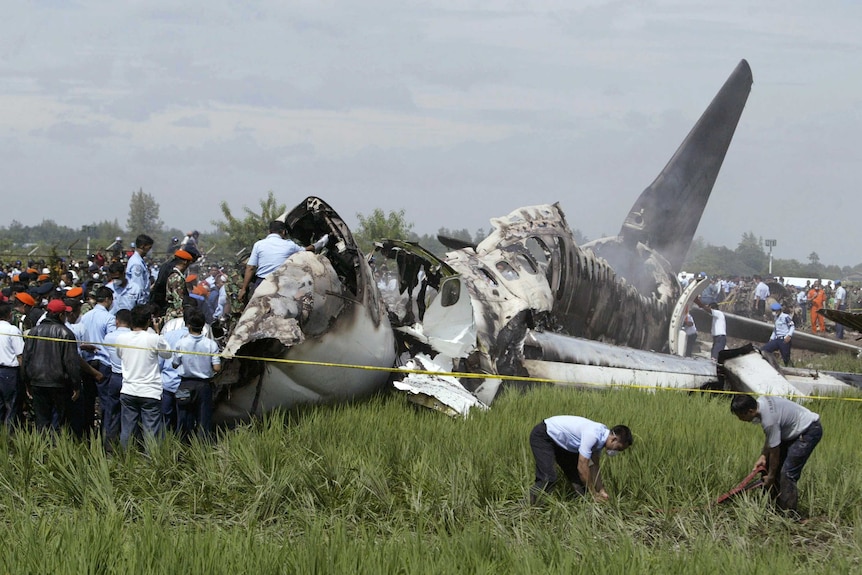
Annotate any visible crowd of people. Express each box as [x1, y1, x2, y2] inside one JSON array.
[[680, 273, 854, 366], [0, 232, 245, 450]]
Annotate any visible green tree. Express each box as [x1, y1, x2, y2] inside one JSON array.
[[211, 191, 287, 253], [127, 189, 164, 236], [354, 208, 413, 253], [735, 232, 767, 273]]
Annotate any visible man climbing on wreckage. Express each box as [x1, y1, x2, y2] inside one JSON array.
[[237, 220, 328, 303], [529, 415, 633, 504], [761, 301, 795, 366], [731, 394, 822, 516]]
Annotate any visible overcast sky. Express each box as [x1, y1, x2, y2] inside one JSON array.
[[2, 1, 860, 266]]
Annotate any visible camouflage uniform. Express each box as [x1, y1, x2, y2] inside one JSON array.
[[10, 308, 32, 334], [165, 269, 188, 320]]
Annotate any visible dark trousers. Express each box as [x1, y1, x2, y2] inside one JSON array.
[[176, 378, 214, 442], [161, 389, 177, 432], [835, 304, 846, 339], [120, 393, 163, 450], [0, 367, 19, 426], [97, 370, 122, 450], [762, 338, 792, 366], [529, 422, 585, 502], [31, 386, 71, 432], [68, 361, 103, 439], [710, 335, 727, 360], [771, 420, 823, 512], [685, 333, 697, 357]]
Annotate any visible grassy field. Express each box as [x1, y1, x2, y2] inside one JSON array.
[[0, 385, 860, 574]]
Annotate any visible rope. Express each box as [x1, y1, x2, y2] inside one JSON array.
[[6, 331, 862, 403]]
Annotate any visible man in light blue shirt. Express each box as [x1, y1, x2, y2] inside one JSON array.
[[529, 415, 633, 504], [172, 308, 221, 441], [75, 286, 116, 439], [159, 318, 188, 433], [101, 308, 131, 451], [107, 261, 142, 314], [126, 234, 154, 306], [238, 220, 325, 302], [761, 302, 795, 366]]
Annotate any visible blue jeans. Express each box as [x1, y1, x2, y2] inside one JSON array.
[[120, 393, 163, 450], [773, 420, 823, 512], [97, 370, 122, 449], [176, 379, 214, 442], [0, 367, 19, 426]]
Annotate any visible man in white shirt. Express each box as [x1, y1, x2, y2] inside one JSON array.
[[117, 305, 172, 450], [695, 297, 727, 361], [529, 415, 632, 504], [753, 275, 770, 319], [833, 280, 847, 339], [0, 303, 24, 426]]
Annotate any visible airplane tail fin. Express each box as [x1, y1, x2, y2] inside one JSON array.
[[619, 59, 753, 273]]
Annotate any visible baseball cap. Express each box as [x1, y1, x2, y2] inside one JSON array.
[[46, 299, 72, 313]]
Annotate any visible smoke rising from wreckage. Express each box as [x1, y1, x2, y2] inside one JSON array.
[[210, 60, 857, 423]]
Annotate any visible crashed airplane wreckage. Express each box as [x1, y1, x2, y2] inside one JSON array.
[[212, 60, 853, 423]]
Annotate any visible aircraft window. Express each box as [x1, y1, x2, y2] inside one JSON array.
[[495, 261, 519, 280], [554, 236, 566, 298], [440, 278, 461, 307], [525, 237, 549, 266], [516, 253, 537, 274], [478, 267, 498, 287]]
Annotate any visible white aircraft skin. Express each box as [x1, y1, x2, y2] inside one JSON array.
[[214, 199, 396, 426]]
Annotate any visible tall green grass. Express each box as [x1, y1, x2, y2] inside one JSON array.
[[0, 386, 859, 573]]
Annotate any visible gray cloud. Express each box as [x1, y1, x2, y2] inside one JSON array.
[[0, 1, 861, 266]]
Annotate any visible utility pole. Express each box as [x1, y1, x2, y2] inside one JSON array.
[[765, 239, 777, 276]]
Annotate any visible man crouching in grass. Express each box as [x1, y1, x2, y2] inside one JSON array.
[[731, 394, 822, 515], [529, 415, 632, 504]]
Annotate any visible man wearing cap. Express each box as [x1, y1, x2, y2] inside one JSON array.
[[238, 220, 324, 302], [126, 234, 154, 306], [11, 292, 36, 334], [21, 299, 82, 432], [762, 302, 795, 366], [165, 251, 194, 320], [0, 303, 24, 426], [150, 249, 194, 318], [833, 280, 846, 339]]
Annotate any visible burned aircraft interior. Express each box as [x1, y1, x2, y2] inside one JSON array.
[[211, 59, 861, 423]]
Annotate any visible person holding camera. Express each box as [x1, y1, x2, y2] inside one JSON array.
[[116, 304, 172, 450]]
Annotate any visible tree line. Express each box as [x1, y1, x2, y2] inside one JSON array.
[[0, 191, 857, 280]]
